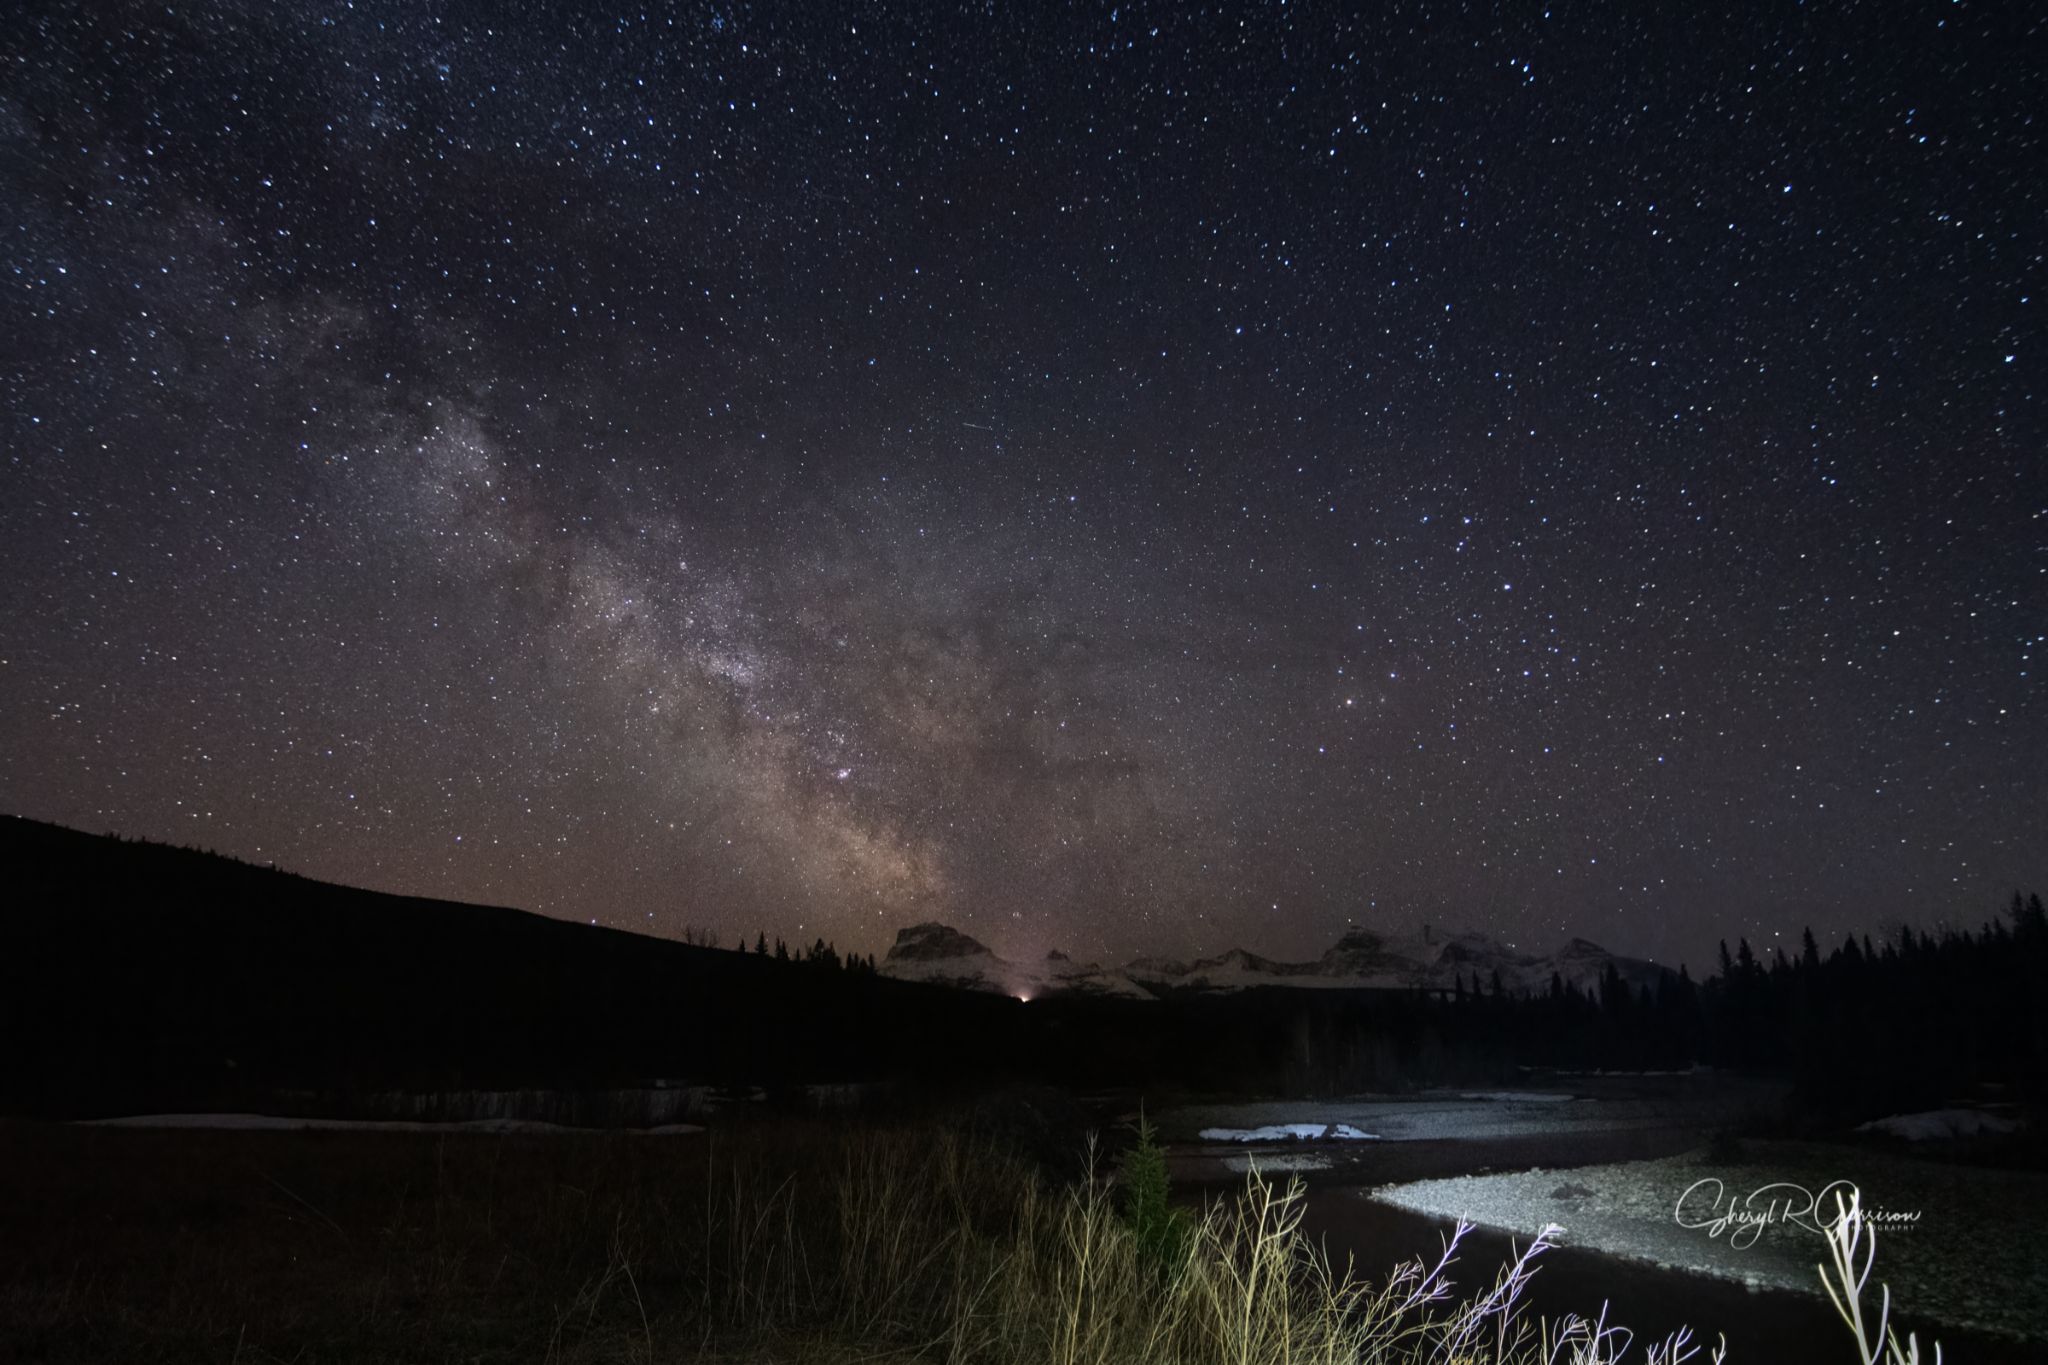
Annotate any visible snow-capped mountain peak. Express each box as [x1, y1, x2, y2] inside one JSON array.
[[886, 922, 997, 964], [878, 923, 1155, 1000], [879, 921, 1666, 1002]]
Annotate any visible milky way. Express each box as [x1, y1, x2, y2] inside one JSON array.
[[1, 2, 2040, 968]]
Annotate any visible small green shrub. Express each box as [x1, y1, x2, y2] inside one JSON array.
[[1116, 1112, 1194, 1281]]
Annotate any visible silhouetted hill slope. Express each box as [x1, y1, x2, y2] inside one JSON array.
[[0, 817, 1027, 1115], [8, 817, 1833, 1117]]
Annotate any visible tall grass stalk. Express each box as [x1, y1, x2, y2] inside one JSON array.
[[1819, 1188, 1943, 1365]]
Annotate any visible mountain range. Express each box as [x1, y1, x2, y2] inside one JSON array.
[[880, 921, 1668, 1002]]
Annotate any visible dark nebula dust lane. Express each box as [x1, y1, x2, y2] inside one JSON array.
[[1, 1, 2039, 968]]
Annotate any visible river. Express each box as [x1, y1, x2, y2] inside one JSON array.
[[1150, 1074, 2046, 1361]]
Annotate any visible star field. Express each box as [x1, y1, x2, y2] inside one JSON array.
[[1, 1, 2040, 969]]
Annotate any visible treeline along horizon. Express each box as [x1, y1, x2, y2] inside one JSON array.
[[2, 816, 2040, 1120]]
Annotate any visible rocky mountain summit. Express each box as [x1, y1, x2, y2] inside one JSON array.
[[881, 924, 1155, 1000], [880, 921, 1667, 1002]]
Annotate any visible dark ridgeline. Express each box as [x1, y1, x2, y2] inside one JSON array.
[[2, 815, 2043, 1121], [0, 815, 1018, 1116]]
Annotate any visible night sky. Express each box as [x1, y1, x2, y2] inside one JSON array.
[[2, 1, 2039, 970]]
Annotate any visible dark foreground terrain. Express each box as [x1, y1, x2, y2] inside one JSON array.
[[3, 1119, 733, 1364], [5, 1105, 2043, 1365]]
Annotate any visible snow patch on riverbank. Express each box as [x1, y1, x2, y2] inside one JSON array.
[[1198, 1122, 1381, 1142]]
